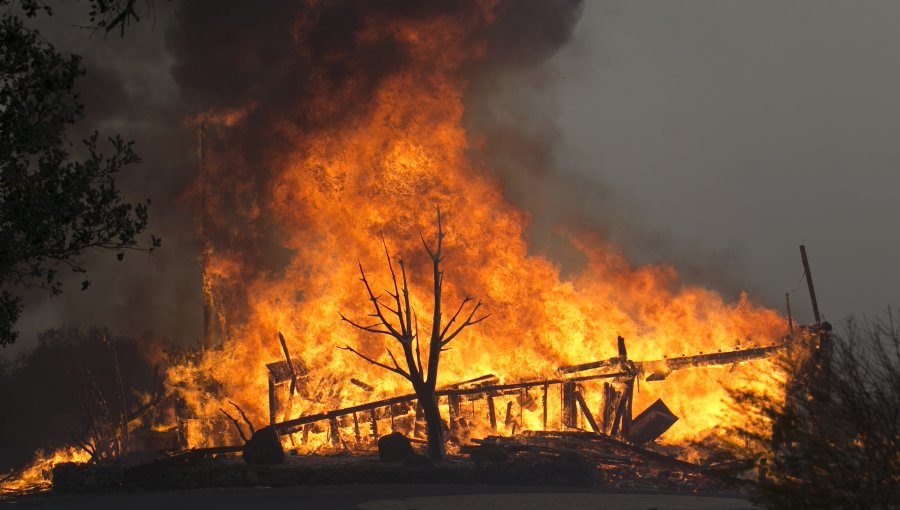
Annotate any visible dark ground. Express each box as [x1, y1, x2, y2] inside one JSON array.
[[3, 484, 758, 510]]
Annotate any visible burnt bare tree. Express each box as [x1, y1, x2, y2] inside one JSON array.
[[340, 210, 486, 461]]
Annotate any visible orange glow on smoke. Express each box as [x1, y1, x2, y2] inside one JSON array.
[[166, 1, 785, 451], [2, 3, 789, 491]]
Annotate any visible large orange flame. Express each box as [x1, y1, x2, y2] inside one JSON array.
[[1, 3, 789, 491], [171, 1, 784, 449]]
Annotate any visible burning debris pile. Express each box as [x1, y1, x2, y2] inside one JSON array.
[[168, 0, 785, 454], [258, 334, 784, 454], [2, 0, 796, 495], [19, 332, 791, 494]]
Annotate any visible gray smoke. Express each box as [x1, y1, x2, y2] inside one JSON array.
[[5, 0, 754, 360]]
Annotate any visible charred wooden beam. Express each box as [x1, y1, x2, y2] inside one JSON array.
[[266, 335, 308, 426], [622, 379, 633, 437], [443, 374, 499, 390], [639, 345, 784, 380], [610, 380, 633, 438], [487, 395, 496, 430], [600, 382, 619, 434], [558, 358, 623, 375], [273, 370, 633, 435], [278, 332, 300, 396], [350, 378, 374, 392], [448, 394, 461, 432], [369, 409, 378, 440], [573, 391, 600, 433], [561, 381, 577, 428], [329, 417, 341, 446], [562, 344, 784, 380], [268, 377, 277, 426], [541, 384, 548, 430], [800, 245, 821, 326], [504, 401, 515, 428], [557, 336, 628, 375]]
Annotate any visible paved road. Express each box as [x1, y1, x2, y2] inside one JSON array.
[[4, 484, 758, 510]]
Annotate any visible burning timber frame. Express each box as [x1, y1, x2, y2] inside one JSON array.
[[265, 335, 785, 447]]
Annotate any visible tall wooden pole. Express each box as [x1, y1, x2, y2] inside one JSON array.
[[800, 245, 821, 326], [785, 292, 794, 338]]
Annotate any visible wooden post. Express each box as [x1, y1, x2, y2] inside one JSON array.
[[268, 375, 277, 426], [574, 391, 600, 433], [369, 409, 378, 441], [281, 390, 295, 422], [800, 245, 821, 326], [329, 417, 340, 446], [601, 382, 618, 434], [562, 381, 577, 428], [617, 335, 627, 359], [541, 384, 548, 430], [611, 378, 635, 439], [448, 395, 461, 432], [278, 332, 300, 395], [486, 395, 496, 430], [623, 378, 634, 438], [352, 412, 361, 444], [277, 332, 301, 423], [504, 401, 515, 428], [518, 389, 526, 426]]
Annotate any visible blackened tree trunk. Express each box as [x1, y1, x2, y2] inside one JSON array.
[[418, 389, 445, 460], [340, 209, 485, 461]]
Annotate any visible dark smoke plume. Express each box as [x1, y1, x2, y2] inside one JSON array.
[[168, 0, 587, 319]]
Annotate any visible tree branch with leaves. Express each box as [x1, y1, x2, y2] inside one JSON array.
[[0, 1, 161, 345]]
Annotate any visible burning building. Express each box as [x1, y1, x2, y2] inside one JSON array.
[[166, 0, 785, 453], [3, 0, 792, 492]]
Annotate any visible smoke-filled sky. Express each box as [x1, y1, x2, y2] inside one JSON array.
[[4, 0, 899, 358]]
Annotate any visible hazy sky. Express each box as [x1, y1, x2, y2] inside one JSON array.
[[552, 1, 900, 324], [4, 1, 899, 357]]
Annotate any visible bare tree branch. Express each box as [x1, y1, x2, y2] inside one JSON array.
[[357, 262, 402, 338], [385, 347, 404, 374], [440, 296, 472, 339], [414, 310, 423, 375], [228, 401, 256, 435], [397, 258, 414, 343], [381, 235, 406, 332], [339, 345, 411, 381], [339, 313, 395, 336], [442, 301, 488, 347], [220, 408, 248, 442]]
